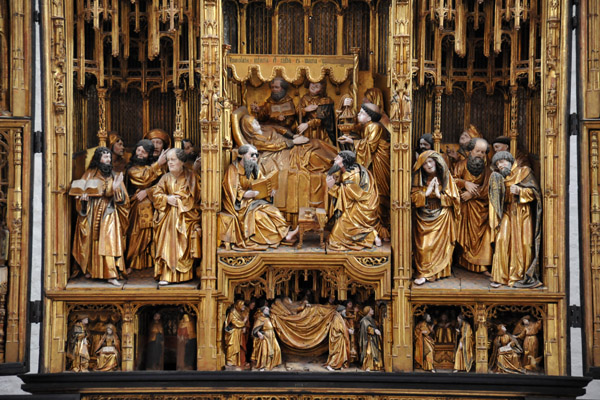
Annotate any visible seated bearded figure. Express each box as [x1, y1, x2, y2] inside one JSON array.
[[238, 114, 337, 215], [221, 144, 299, 250]]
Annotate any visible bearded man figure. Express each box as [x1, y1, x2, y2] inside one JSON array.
[[72, 147, 129, 286], [326, 151, 383, 251], [489, 151, 542, 288], [108, 132, 129, 173], [125, 139, 167, 272], [153, 148, 202, 285], [453, 138, 493, 275], [251, 77, 297, 135], [221, 144, 299, 250]]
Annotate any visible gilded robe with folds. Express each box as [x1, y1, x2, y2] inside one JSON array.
[[72, 169, 129, 280], [222, 161, 290, 250], [94, 333, 120, 371], [328, 165, 382, 251], [453, 158, 493, 273], [298, 94, 336, 144], [252, 313, 282, 370], [256, 94, 297, 133], [153, 169, 202, 283], [412, 151, 460, 281], [490, 332, 525, 374], [515, 320, 542, 370], [489, 164, 542, 287], [268, 299, 351, 369], [68, 322, 90, 372], [354, 121, 391, 239], [176, 316, 197, 370], [413, 320, 435, 371], [239, 118, 337, 214], [126, 161, 164, 270], [453, 321, 474, 372], [224, 306, 248, 367], [146, 320, 164, 370], [359, 315, 383, 371]]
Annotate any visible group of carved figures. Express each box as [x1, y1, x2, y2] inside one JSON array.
[[70, 129, 202, 286], [414, 312, 542, 374], [218, 78, 392, 251], [70, 78, 394, 288], [223, 297, 383, 371], [412, 127, 542, 289], [67, 312, 197, 372]]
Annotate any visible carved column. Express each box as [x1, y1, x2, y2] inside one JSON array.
[[121, 303, 136, 372], [10, 0, 28, 117], [97, 87, 107, 147], [173, 89, 184, 148], [474, 303, 488, 373], [545, 303, 561, 375], [432, 85, 443, 152], [509, 85, 518, 157], [539, 0, 569, 374], [197, 0, 222, 371], [5, 127, 22, 363], [389, 0, 413, 372], [47, 300, 67, 373]]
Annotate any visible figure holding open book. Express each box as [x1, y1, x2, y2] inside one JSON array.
[[221, 144, 299, 250], [71, 147, 129, 286]]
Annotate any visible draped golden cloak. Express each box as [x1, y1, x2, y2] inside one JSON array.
[[239, 118, 337, 214], [224, 305, 248, 367], [256, 94, 297, 133], [269, 299, 350, 370], [72, 169, 129, 280], [489, 164, 542, 287], [252, 312, 282, 370], [298, 94, 335, 144], [221, 161, 290, 250], [453, 321, 474, 372], [490, 332, 525, 374], [327, 165, 381, 251], [412, 151, 460, 281], [453, 158, 493, 272], [413, 320, 435, 371], [94, 333, 120, 371], [153, 169, 202, 283], [68, 322, 90, 372], [354, 121, 391, 238], [126, 161, 164, 270]]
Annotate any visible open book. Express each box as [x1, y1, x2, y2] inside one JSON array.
[[69, 179, 104, 197], [251, 170, 279, 200]]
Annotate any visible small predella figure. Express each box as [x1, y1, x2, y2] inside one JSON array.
[[224, 300, 249, 368], [488, 151, 542, 288], [146, 313, 164, 370], [413, 313, 435, 372], [326, 151, 384, 251], [434, 313, 453, 344], [67, 315, 90, 372], [153, 148, 202, 285], [453, 314, 474, 373], [71, 147, 129, 286], [514, 316, 542, 372], [177, 314, 197, 370], [94, 323, 121, 371], [490, 324, 525, 374], [251, 305, 282, 371], [359, 306, 383, 371], [411, 151, 460, 285]]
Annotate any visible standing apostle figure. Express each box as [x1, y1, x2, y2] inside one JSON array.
[[488, 151, 542, 288], [453, 138, 493, 275], [411, 151, 460, 285], [72, 147, 129, 286], [125, 139, 166, 272], [153, 148, 202, 285]]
